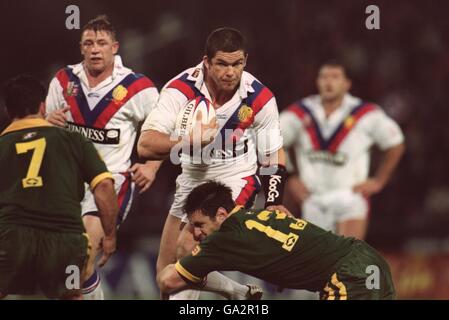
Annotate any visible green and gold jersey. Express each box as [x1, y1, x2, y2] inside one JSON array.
[[0, 118, 112, 233], [177, 207, 355, 291]]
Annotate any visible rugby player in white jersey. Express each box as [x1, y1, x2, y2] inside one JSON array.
[[138, 28, 287, 299], [280, 61, 405, 240], [45, 15, 160, 299]]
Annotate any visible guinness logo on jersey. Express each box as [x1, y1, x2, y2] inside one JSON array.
[[112, 85, 128, 103], [307, 150, 347, 166], [66, 122, 120, 145]]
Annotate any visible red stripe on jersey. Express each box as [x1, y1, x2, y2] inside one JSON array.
[[167, 79, 196, 100], [94, 77, 154, 128], [230, 87, 275, 143], [252, 87, 274, 115], [117, 173, 131, 210], [327, 103, 378, 153], [55, 69, 85, 125], [235, 176, 257, 206], [287, 104, 321, 150]]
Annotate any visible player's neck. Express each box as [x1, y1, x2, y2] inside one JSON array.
[[14, 113, 44, 122], [205, 78, 236, 108], [84, 63, 114, 88], [322, 96, 344, 118]]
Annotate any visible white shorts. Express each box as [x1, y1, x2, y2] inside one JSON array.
[[169, 174, 261, 221], [302, 189, 369, 233], [81, 172, 134, 226]]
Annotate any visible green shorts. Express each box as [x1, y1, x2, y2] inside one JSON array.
[[320, 240, 396, 300], [0, 224, 89, 299]]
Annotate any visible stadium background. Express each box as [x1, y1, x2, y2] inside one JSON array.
[[0, 0, 448, 299]]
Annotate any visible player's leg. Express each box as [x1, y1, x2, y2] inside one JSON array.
[[82, 215, 105, 300], [336, 219, 368, 239], [0, 225, 36, 297], [333, 190, 370, 239], [157, 214, 184, 274], [39, 231, 89, 300]]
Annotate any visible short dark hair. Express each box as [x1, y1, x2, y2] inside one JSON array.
[[4, 74, 47, 119], [81, 15, 117, 41], [183, 181, 236, 219], [205, 27, 247, 59], [320, 59, 351, 79]]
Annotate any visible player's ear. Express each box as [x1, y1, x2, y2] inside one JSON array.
[[203, 55, 210, 70], [112, 41, 119, 55], [345, 79, 352, 91], [216, 207, 228, 222]]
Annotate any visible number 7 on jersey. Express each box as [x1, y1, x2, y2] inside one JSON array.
[[15, 138, 46, 188]]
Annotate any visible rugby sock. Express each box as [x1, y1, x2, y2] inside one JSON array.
[[82, 270, 104, 300], [202, 272, 250, 300], [169, 289, 201, 300]]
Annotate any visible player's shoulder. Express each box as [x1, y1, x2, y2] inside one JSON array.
[[242, 72, 273, 96], [283, 95, 318, 120], [124, 71, 156, 89], [346, 94, 383, 116], [164, 64, 202, 88]]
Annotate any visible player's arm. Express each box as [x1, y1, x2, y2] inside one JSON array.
[[91, 177, 118, 267], [45, 76, 70, 127], [353, 142, 405, 197], [255, 98, 289, 210], [129, 160, 163, 193], [157, 264, 191, 294], [354, 109, 405, 197], [80, 135, 119, 267]]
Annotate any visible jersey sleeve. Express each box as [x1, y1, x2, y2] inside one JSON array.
[[141, 87, 187, 135], [366, 109, 404, 150], [73, 133, 113, 189], [45, 76, 67, 116], [253, 97, 283, 156], [280, 108, 303, 148], [175, 231, 236, 284], [130, 85, 159, 124]]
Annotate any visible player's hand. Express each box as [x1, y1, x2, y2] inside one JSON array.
[[128, 162, 158, 194], [46, 106, 71, 127], [188, 111, 218, 147], [266, 205, 294, 218], [98, 235, 116, 268], [353, 178, 384, 197], [287, 176, 310, 203]]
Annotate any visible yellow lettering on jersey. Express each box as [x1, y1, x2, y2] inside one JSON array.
[[257, 210, 287, 221], [245, 220, 299, 252], [289, 218, 308, 230], [15, 138, 46, 188]]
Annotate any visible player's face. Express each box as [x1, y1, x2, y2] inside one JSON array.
[[80, 30, 118, 75], [204, 50, 247, 93], [189, 210, 223, 241], [316, 66, 351, 102]]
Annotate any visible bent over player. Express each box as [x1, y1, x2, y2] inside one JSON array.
[[158, 181, 396, 300]]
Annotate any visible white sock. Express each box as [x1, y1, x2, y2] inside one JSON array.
[[82, 271, 104, 300], [169, 289, 201, 300], [202, 272, 249, 300]]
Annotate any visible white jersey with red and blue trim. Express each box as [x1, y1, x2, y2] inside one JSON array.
[[45, 55, 159, 174], [142, 62, 283, 181], [280, 94, 404, 194]]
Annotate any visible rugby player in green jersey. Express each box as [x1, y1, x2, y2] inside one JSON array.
[[0, 75, 118, 299], [158, 181, 395, 300]]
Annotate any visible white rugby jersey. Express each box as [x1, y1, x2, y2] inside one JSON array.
[[280, 94, 404, 193], [142, 62, 283, 181], [46, 55, 159, 173]]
